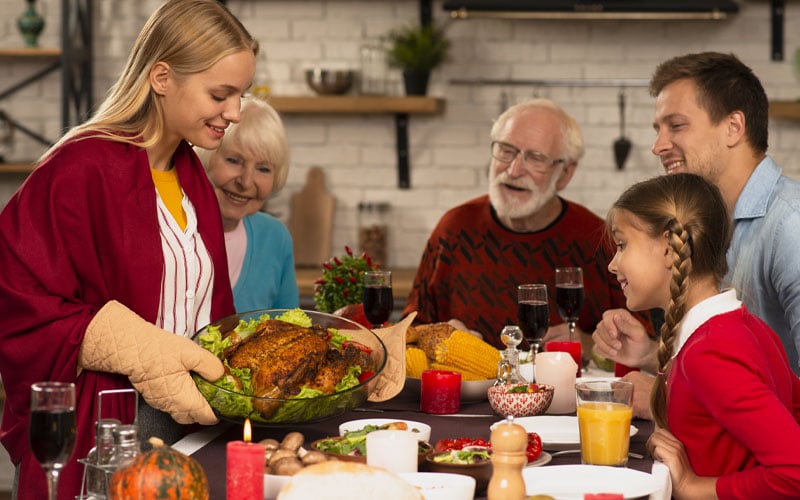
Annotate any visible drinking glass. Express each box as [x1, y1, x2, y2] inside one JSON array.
[[29, 381, 77, 500], [517, 284, 549, 370], [363, 270, 393, 328], [555, 267, 585, 340], [576, 380, 634, 466]]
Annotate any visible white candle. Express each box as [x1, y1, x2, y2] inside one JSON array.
[[535, 351, 578, 414], [366, 430, 417, 473]]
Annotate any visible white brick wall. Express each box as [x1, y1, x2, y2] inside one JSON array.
[[2, 0, 800, 268]]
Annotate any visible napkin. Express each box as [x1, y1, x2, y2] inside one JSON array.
[[341, 312, 416, 403]]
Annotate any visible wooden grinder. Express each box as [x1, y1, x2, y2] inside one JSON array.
[[487, 416, 527, 500]]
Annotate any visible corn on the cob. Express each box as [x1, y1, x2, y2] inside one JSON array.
[[429, 363, 486, 381], [405, 346, 429, 378], [434, 330, 501, 380]]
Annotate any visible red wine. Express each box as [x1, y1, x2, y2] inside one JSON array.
[[363, 285, 393, 326], [518, 300, 549, 344], [29, 409, 76, 468], [556, 284, 585, 320]]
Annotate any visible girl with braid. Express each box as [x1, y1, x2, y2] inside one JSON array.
[[607, 173, 800, 500]]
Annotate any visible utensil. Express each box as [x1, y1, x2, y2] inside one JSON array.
[[305, 68, 356, 95], [614, 89, 632, 170], [550, 448, 644, 460]]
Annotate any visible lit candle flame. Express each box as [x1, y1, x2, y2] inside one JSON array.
[[243, 418, 252, 442]]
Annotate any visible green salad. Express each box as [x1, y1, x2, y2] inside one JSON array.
[[193, 309, 371, 424]]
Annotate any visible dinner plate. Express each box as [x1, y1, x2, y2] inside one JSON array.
[[523, 464, 662, 499], [527, 451, 552, 467], [491, 415, 638, 451]]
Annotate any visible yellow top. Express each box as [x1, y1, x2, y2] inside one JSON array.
[[151, 167, 187, 230]]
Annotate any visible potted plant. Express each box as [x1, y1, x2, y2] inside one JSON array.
[[386, 24, 450, 96]]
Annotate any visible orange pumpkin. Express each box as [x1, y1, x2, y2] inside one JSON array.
[[109, 437, 209, 500]]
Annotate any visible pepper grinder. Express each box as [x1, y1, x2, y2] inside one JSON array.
[[494, 325, 528, 386], [487, 415, 528, 500]]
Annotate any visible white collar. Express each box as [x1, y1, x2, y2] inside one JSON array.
[[673, 289, 741, 359]]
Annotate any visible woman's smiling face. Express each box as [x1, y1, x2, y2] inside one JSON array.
[[607, 209, 673, 312]]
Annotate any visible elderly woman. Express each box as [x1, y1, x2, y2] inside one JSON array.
[[196, 97, 299, 311]]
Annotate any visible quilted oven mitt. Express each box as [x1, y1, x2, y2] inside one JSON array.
[[78, 300, 224, 425]]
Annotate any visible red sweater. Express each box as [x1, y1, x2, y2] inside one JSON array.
[[402, 195, 629, 348], [667, 307, 800, 499], [0, 137, 234, 499]]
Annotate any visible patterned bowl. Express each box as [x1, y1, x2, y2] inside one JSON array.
[[487, 383, 554, 418]]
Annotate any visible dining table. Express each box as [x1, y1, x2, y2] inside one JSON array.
[[176, 368, 669, 500]]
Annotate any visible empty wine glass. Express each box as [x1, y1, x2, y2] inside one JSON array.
[[517, 284, 549, 368], [29, 381, 77, 500], [555, 267, 585, 340], [363, 270, 393, 328]]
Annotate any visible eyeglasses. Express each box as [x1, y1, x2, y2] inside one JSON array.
[[491, 141, 565, 173]]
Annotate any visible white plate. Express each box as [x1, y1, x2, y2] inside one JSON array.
[[527, 451, 552, 467], [264, 474, 290, 500], [492, 415, 638, 450], [338, 418, 432, 443], [523, 464, 662, 499], [398, 472, 476, 500]]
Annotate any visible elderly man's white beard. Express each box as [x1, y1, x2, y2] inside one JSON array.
[[488, 169, 560, 219]]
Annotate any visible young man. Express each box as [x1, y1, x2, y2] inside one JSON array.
[[593, 52, 800, 418]]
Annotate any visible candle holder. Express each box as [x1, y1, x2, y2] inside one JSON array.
[[17, 0, 45, 48]]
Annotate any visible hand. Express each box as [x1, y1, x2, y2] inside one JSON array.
[[622, 371, 655, 420], [592, 309, 658, 372], [647, 428, 718, 499]]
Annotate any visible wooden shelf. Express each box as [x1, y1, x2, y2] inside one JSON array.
[[268, 95, 445, 115], [0, 163, 35, 173], [0, 47, 61, 58], [769, 100, 800, 120]]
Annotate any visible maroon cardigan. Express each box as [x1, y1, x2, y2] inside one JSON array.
[[0, 136, 234, 499]]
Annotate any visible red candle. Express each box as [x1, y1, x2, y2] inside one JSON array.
[[227, 419, 265, 500], [545, 340, 582, 377], [420, 369, 461, 414]]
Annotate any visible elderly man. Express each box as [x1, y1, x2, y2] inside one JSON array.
[[403, 98, 634, 357], [594, 52, 800, 419]]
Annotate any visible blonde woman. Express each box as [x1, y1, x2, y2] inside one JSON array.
[[0, 0, 257, 497]]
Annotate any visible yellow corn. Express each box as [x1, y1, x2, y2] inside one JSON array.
[[405, 346, 430, 378], [430, 363, 486, 381], [434, 330, 501, 380]]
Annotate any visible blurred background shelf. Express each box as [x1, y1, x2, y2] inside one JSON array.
[[769, 100, 800, 120], [267, 95, 445, 114]]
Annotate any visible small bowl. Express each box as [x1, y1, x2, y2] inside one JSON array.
[[305, 68, 355, 95], [487, 383, 555, 417], [423, 448, 492, 494], [338, 418, 432, 443], [310, 436, 433, 467]]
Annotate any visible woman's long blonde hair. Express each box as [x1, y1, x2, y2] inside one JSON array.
[[42, 0, 257, 161], [609, 173, 731, 429]]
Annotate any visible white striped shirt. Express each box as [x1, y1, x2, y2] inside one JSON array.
[[154, 191, 214, 337]]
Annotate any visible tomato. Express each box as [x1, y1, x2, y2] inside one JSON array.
[[357, 370, 375, 383], [525, 432, 542, 462], [342, 340, 373, 354]]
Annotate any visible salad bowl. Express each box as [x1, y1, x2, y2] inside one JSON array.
[[192, 309, 387, 425]]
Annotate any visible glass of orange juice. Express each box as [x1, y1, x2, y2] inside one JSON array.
[[575, 380, 634, 466]]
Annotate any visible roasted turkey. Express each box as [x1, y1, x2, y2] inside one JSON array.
[[221, 319, 366, 416]]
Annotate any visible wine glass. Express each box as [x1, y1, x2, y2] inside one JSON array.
[[555, 267, 585, 340], [363, 270, 393, 328], [29, 381, 77, 500], [517, 284, 549, 368]]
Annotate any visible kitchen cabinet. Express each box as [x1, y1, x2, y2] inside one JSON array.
[[268, 95, 446, 189]]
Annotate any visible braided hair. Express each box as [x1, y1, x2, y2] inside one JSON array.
[[609, 173, 731, 429]]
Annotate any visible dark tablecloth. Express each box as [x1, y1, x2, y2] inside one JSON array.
[[189, 385, 655, 499]]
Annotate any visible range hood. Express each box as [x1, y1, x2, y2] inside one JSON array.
[[443, 0, 740, 20]]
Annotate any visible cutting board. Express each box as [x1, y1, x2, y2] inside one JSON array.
[[288, 166, 336, 267]]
